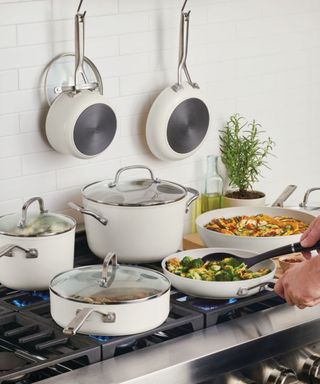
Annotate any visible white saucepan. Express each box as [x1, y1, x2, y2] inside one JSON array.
[[0, 197, 75, 290], [69, 165, 199, 263], [45, 6, 117, 159], [197, 206, 315, 253], [50, 253, 171, 336], [162, 248, 276, 299], [146, 2, 210, 161]]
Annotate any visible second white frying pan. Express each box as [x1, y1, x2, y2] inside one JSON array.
[[146, 1, 210, 161]]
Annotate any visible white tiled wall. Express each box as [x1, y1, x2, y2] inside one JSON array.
[[0, 0, 320, 232]]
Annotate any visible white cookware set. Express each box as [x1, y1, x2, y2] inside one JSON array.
[[2, 1, 319, 337]]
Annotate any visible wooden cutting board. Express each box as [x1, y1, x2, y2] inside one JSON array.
[[182, 233, 300, 279]]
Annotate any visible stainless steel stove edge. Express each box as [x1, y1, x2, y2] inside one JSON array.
[[40, 303, 320, 384]]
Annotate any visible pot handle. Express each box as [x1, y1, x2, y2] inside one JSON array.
[[300, 188, 320, 209], [68, 202, 108, 226], [185, 187, 199, 213], [0, 244, 38, 259], [63, 307, 116, 336], [18, 197, 48, 229], [237, 279, 276, 297], [99, 252, 118, 288], [109, 165, 160, 188]]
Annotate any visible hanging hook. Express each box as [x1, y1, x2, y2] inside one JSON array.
[[181, 0, 188, 12], [77, 0, 84, 13]]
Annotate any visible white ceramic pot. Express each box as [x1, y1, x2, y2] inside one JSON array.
[[0, 197, 75, 290], [223, 192, 266, 208], [70, 165, 199, 263], [196, 206, 315, 253], [162, 248, 276, 299], [50, 253, 171, 336]]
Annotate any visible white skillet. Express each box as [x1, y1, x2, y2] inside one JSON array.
[[146, 0, 210, 161]]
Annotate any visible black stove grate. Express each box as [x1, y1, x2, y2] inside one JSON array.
[[0, 312, 101, 383], [172, 289, 285, 327], [23, 302, 204, 360]]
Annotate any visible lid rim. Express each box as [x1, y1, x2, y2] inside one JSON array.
[[0, 213, 77, 238], [49, 264, 171, 304], [81, 178, 188, 206], [50, 285, 170, 305]]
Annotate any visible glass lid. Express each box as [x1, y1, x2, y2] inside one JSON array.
[[82, 165, 187, 206], [50, 253, 170, 304], [0, 197, 75, 237]]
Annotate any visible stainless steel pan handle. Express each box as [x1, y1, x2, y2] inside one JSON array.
[[74, 4, 89, 91], [68, 202, 108, 226], [0, 244, 38, 259], [271, 185, 297, 207], [63, 307, 116, 336], [237, 280, 276, 297], [185, 187, 199, 213], [172, 2, 199, 92]]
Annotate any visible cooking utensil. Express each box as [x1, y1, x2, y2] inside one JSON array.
[[196, 206, 315, 253], [162, 248, 276, 299], [50, 252, 171, 336], [146, 0, 210, 161], [0, 197, 75, 290], [201, 240, 320, 267], [45, 1, 117, 159], [69, 165, 199, 263]]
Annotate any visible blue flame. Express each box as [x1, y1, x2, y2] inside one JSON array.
[[228, 298, 238, 304], [90, 335, 112, 342], [10, 290, 49, 307]]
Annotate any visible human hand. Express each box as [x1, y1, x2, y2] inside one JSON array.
[[274, 255, 320, 308], [300, 216, 320, 259]]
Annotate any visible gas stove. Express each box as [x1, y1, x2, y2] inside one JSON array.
[[0, 231, 305, 384]]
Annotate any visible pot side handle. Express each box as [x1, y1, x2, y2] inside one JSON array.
[[68, 202, 108, 226], [185, 187, 199, 213], [63, 307, 116, 336], [0, 244, 38, 259]]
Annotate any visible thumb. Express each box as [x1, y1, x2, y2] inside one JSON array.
[[301, 217, 320, 247]]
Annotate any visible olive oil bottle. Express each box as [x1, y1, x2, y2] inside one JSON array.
[[191, 155, 223, 233]]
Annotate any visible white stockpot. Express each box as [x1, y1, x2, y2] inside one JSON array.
[[0, 197, 76, 290], [70, 165, 199, 263], [50, 252, 171, 336]]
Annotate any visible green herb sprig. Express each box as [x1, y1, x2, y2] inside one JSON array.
[[220, 114, 275, 193]]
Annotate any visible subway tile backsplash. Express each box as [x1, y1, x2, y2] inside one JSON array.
[[0, 0, 319, 228]]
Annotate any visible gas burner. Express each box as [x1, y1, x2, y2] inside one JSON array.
[[9, 291, 49, 309]]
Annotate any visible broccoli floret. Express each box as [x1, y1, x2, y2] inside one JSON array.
[[223, 257, 242, 268], [215, 270, 233, 281], [190, 258, 204, 269], [181, 256, 193, 268]]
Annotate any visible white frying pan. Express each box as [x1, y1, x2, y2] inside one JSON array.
[[146, 1, 210, 161], [162, 248, 276, 299]]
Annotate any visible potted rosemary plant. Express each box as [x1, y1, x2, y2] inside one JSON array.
[[220, 114, 274, 207]]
